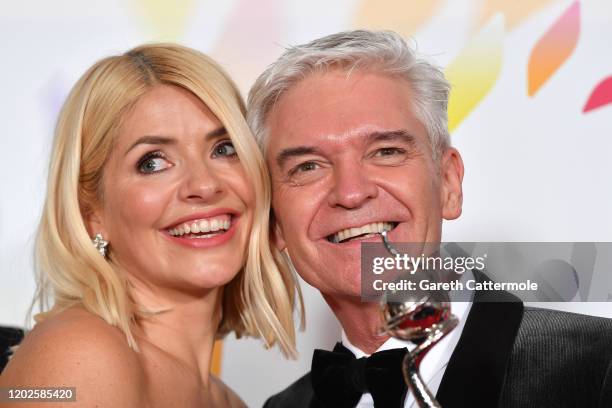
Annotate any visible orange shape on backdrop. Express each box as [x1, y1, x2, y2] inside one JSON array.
[[583, 76, 612, 113], [211, 340, 223, 375], [527, 1, 580, 97], [476, 0, 557, 31], [353, 0, 443, 37]]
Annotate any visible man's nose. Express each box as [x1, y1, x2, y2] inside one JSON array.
[[178, 160, 223, 203], [327, 159, 378, 209]]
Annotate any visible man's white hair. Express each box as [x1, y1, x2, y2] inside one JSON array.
[[247, 29, 451, 160]]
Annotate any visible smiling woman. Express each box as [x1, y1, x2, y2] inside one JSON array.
[[0, 44, 301, 407]]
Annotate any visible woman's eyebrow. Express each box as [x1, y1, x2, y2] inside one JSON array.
[[124, 135, 175, 156], [206, 126, 227, 140], [124, 127, 227, 156]]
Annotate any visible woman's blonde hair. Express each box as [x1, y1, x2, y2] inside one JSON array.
[[33, 43, 302, 357]]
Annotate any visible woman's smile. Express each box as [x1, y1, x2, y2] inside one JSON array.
[[163, 210, 242, 248]]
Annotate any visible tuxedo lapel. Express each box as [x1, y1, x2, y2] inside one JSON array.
[[436, 271, 524, 407]]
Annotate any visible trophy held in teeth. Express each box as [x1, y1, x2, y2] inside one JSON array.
[[379, 232, 458, 408]]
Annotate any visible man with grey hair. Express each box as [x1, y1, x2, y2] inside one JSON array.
[[248, 30, 612, 407]]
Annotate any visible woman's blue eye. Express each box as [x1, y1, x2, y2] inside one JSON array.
[[137, 152, 170, 174], [212, 141, 237, 158]]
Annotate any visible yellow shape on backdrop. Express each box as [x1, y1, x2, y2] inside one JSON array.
[[527, 1, 580, 96], [134, 0, 195, 40], [476, 0, 557, 31], [211, 340, 223, 375], [353, 0, 442, 37], [446, 14, 505, 133]]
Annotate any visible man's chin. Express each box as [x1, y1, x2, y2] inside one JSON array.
[[319, 280, 364, 302]]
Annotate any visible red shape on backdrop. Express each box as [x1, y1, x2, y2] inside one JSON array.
[[583, 76, 612, 113]]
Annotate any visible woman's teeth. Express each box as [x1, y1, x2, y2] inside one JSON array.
[[168, 216, 231, 237], [329, 222, 396, 243]]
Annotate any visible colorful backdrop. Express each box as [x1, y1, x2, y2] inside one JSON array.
[[1, 0, 611, 406]]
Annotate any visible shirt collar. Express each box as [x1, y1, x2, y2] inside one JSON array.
[[341, 269, 475, 358]]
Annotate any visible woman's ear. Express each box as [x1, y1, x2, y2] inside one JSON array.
[[85, 207, 107, 239], [440, 147, 465, 220]]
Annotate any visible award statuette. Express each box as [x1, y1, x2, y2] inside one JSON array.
[[378, 232, 458, 408]]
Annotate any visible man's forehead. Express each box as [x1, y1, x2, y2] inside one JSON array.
[[264, 70, 424, 155]]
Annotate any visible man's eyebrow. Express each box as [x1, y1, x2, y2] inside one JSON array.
[[366, 129, 418, 146], [276, 146, 324, 168], [124, 126, 227, 156], [274, 129, 416, 168]]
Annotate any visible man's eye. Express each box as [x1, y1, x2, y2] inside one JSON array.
[[290, 161, 319, 175], [137, 152, 171, 174], [212, 141, 237, 158], [374, 147, 405, 156]]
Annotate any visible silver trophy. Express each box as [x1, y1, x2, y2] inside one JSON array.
[[379, 232, 458, 408]]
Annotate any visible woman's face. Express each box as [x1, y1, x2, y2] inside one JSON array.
[[89, 84, 254, 296]]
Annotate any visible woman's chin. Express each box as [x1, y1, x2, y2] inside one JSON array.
[[183, 266, 242, 291]]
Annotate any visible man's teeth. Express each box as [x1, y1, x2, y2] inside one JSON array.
[[168, 216, 231, 237], [330, 222, 396, 243]]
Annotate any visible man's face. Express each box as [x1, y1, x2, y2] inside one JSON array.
[[266, 70, 464, 299]]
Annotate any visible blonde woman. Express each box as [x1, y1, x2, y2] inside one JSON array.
[[0, 44, 301, 407]]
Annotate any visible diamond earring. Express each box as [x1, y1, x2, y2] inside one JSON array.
[[92, 233, 109, 258]]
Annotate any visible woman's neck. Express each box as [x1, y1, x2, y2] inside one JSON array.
[[129, 275, 223, 387]]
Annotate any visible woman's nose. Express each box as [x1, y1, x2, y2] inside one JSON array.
[[178, 160, 223, 203]]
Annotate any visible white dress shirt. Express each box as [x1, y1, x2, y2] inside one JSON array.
[[342, 271, 474, 408]]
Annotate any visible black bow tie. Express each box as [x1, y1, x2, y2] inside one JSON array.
[[311, 342, 408, 408]]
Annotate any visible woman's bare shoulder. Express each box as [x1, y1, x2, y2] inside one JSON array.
[[210, 374, 247, 408], [0, 306, 145, 406]]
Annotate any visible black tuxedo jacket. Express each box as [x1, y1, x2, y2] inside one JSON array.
[[264, 291, 612, 407], [0, 326, 23, 373]]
